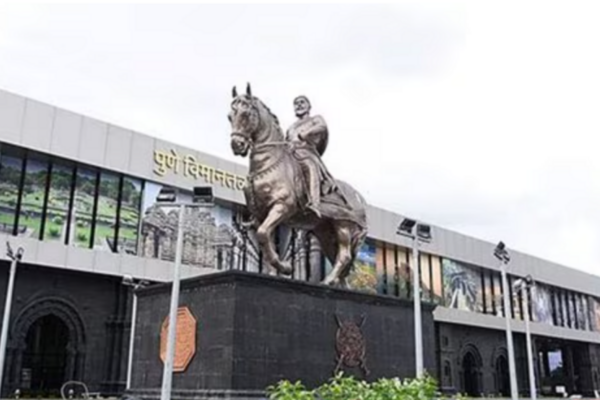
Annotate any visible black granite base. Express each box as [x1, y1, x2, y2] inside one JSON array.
[[128, 270, 436, 399]]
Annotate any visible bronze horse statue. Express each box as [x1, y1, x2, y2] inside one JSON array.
[[228, 84, 368, 287]]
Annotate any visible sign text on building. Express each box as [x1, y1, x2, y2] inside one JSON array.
[[153, 149, 246, 191]]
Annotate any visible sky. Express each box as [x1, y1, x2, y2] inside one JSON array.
[[0, 1, 599, 276]]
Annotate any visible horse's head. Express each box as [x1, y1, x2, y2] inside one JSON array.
[[228, 83, 261, 157]]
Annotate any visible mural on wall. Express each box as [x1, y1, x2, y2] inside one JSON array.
[[532, 284, 553, 325], [442, 258, 483, 312], [348, 240, 378, 294], [138, 182, 260, 271], [138, 182, 319, 275]]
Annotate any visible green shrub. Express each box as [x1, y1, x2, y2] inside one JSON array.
[[267, 372, 439, 400]]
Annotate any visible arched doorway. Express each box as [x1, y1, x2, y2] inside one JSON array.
[[495, 355, 510, 396], [459, 345, 482, 397], [6, 297, 86, 397], [463, 352, 479, 396], [22, 315, 69, 393]]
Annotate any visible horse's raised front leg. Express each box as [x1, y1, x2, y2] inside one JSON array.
[[256, 203, 293, 276]]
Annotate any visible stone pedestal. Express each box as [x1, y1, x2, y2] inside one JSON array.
[[128, 270, 436, 400]]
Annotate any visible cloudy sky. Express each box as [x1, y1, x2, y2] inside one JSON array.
[[1, 1, 599, 276]]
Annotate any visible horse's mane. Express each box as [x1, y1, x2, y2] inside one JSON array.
[[253, 96, 284, 138]]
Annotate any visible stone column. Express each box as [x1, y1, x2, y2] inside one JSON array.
[[308, 234, 322, 283]]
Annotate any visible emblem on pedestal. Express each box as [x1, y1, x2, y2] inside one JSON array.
[[160, 306, 197, 372], [334, 314, 369, 376]]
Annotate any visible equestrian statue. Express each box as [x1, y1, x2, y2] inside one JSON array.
[[228, 83, 368, 287]]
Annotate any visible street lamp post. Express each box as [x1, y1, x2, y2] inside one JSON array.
[[494, 241, 518, 400], [122, 275, 149, 391], [514, 275, 537, 400], [157, 186, 213, 400], [397, 218, 432, 379], [0, 241, 23, 397]]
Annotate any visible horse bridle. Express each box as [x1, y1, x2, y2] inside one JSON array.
[[230, 99, 287, 152]]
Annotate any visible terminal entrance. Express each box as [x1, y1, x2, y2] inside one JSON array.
[[21, 314, 69, 394], [461, 350, 481, 397]]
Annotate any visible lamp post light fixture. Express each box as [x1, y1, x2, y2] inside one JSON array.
[[494, 241, 518, 400], [0, 242, 24, 397], [397, 218, 432, 379], [514, 274, 537, 400], [157, 186, 213, 400], [122, 275, 150, 391]]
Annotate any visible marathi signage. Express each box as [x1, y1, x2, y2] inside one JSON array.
[[160, 306, 197, 373], [153, 148, 247, 191]]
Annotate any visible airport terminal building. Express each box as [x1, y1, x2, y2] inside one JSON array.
[[0, 88, 599, 398]]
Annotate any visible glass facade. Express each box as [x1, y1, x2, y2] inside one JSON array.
[[421, 253, 431, 302], [118, 177, 143, 254], [18, 155, 49, 240], [93, 172, 119, 251], [0, 148, 24, 235], [73, 167, 97, 248], [44, 161, 74, 243], [1, 141, 597, 334]]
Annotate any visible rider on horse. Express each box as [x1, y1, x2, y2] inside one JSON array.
[[285, 95, 342, 218]]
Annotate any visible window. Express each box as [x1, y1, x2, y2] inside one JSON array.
[[93, 172, 120, 251], [532, 284, 553, 325], [526, 286, 533, 321], [17, 155, 49, 239], [561, 291, 569, 328], [43, 161, 74, 242], [593, 298, 600, 332], [569, 293, 577, 329], [396, 247, 410, 299], [72, 167, 97, 248], [383, 244, 396, 296], [420, 253, 431, 302], [508, 276, 517, 319], [492, 272, 503, 316], [551, 288, 560, 326], [376, 242, 386, 295], [575, 294, 585, 330], [0, 148, 24, 235], [118, 177, 143, 254], [431, 255, 443, 304], [514, 280, 523, 320], [483, 270, 494, 314], [586, 297, 594, 331]]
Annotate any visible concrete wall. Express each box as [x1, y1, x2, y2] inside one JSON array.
[[0, 261, 131, 396]]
